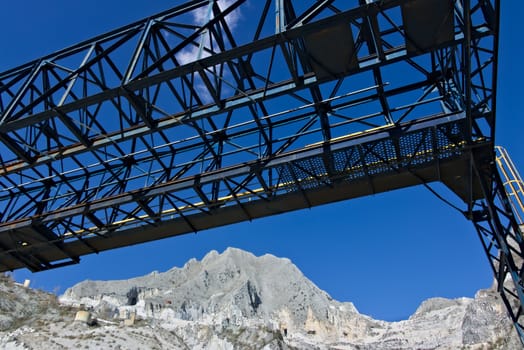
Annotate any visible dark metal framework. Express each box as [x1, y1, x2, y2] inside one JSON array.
[[0, 0, 522, 343]]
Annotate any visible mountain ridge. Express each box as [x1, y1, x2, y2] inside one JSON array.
[[0, 247, 519, 349]]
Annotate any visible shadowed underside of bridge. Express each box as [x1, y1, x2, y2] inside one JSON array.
[[1, 0, 523, 343], [0, 114, 491, 267]]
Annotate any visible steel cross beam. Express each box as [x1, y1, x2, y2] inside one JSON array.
[[0, 0, 520, 344]]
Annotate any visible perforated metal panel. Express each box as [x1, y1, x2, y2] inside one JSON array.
[[276, 118, 469, 197]]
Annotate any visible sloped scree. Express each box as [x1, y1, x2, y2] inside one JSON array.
[[0, 275, 64, 332]]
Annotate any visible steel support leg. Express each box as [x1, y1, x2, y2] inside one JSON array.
[[470, 154, 524, 344]]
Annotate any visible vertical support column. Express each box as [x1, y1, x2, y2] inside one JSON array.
[[198, 0, 215, 60], [275, 0, 286, 34], [471, 155, 524, 345]]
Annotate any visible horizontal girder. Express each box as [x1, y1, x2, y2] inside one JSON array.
[[0, 113, 489, 272], [0, 0, 496, 228]]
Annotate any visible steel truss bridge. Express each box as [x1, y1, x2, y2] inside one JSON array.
[[1, 0, 523, 343]]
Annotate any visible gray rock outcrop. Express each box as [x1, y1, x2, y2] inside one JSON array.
[[0, 248, 520, 349]]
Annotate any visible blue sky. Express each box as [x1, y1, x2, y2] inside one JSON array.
[[1, 1, 523, 322]]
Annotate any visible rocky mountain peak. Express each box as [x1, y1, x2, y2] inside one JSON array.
[[1, 248, 519, 349], [60, 247, 354, 332]]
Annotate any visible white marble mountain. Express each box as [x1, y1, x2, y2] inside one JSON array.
[[0, 247, 519, 349]]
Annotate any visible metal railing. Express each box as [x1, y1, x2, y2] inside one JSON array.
[[496, 146, 524, 226]]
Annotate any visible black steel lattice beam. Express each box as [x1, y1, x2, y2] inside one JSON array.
[[1, 0, 520, 344]]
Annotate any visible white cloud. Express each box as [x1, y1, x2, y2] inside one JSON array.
[[178, 0, 242, 65], [177, 0, 244, 103]]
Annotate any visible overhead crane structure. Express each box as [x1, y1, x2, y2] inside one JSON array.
[[0, 0, 523, 343]]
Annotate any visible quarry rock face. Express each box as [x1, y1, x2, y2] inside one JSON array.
[[0, 247, 520, 349]]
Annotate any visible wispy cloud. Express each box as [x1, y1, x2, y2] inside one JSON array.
[[193, 0, 242, 30], [176, 0, 244, 104], [177, 0, 242, 65]]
